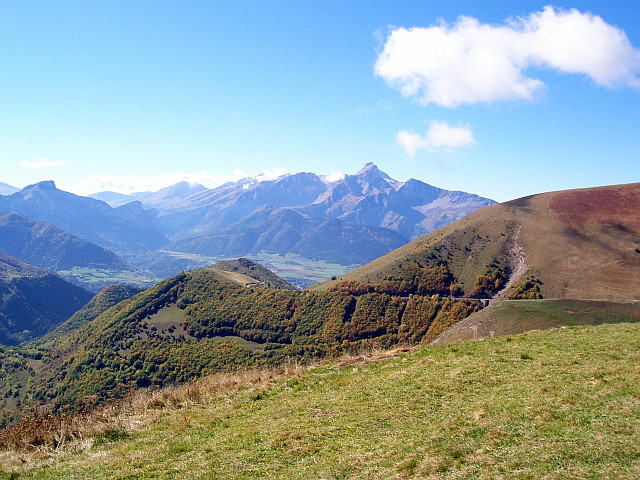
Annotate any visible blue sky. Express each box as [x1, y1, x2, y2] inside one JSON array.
[[1, 1, 639, 202]]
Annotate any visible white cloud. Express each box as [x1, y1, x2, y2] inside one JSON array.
[[69, 168, 288, 196], [18, 158, 64, 169], [323, 171, 346, 182], [375, 6, 640, 107], [396, 121, 476, 156], [253, 167, 287, 182]]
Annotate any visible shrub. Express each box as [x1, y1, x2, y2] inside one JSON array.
[[507, 277, 543, 299], [471, 269, 507, 297]]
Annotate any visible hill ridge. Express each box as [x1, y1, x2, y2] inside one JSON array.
[[314, 182, 640, 300], [0, 252, 93, 345]]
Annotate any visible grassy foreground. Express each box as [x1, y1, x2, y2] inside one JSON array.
[[2, 322, 640, 479]]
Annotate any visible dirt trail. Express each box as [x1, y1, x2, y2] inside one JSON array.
[[492, 227, 528, 302], [216, 269, 265, 286]]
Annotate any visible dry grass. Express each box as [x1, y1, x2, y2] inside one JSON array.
[[2, 322, 639, 478], [0, 346, 412, 463]]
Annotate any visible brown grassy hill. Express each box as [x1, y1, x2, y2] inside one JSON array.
[[313, 183, 640, 300]]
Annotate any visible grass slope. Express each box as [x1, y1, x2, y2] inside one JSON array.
[[314, 183, 640, 300], [2, 321, 639, 479], [433, 299, 640, 344], [212, 258, 295, 290]]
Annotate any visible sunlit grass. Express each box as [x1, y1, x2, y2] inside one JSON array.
[[2, 322, 639, 479]]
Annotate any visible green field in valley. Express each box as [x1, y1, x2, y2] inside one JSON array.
[[158, 250, 358, 288], [57, 267, 159, 292]]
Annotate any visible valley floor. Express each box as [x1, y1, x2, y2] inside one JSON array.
[[2, 321, 639, 479]]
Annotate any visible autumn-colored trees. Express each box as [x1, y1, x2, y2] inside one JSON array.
[[507, 277, 543, 299], [471, 269, 507, 297], [329, 264, 453, 297], [33, 268, 479, 413]]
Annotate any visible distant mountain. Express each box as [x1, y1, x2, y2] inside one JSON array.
[[298, 163, 495, 239], [0, 211, 159, 292], [316, 182, 640, 301], [90, 164, 493, 280], [0, 211, 128, 271], [130, 182, 208, 211], [15, 167, 492, 285], [0, 252, 93, 345], [91, 182, 208, 209], [0, 182, 19, 196], [89, 190, 153, 208], [143, 164, 495, 242], [167, 207, 408, 265], [0, 181, 168, 256]]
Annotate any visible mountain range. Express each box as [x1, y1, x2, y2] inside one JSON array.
[[0, 181, 18, 196], [94, 163, 496, 242], [166, 208, 408, 265], [0, 211, 128, 272], [0, 165, 495, 285], [96, 163, 494, 279], [0, 211, 158, 292], [0, 181, 167, 257]]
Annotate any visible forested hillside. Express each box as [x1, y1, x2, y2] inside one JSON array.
[[0, 263, 477, 422], [43, 284, 145, 338], [0, 253, 92, 345]]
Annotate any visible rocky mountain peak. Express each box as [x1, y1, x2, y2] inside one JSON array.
[[351, 163, 396, 195], [356, 162, 385, 178], [0, 181, 19, 196], [24, 180, 57, 191]]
